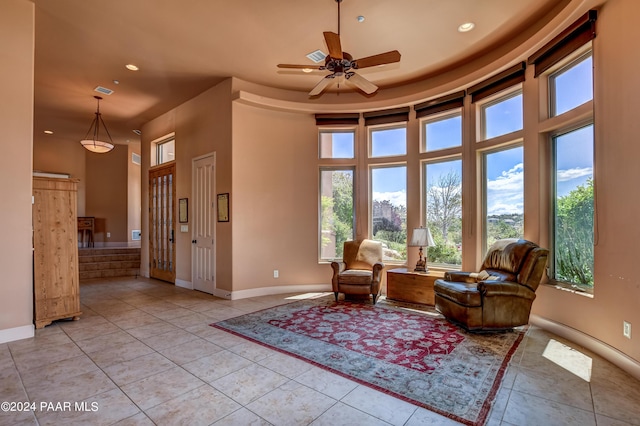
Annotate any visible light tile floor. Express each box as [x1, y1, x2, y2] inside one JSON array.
[[1, 277, 639, 425]]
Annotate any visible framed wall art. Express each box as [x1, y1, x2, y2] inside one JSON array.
[[217, 193, 229, 222]]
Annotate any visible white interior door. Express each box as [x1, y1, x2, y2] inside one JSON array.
[[192, 154, 216, 294]]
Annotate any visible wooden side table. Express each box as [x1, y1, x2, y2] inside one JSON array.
[[386, 268, 445, 306]]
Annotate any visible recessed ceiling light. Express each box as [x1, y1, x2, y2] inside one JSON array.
[[302, 68, 313, 73], [125, 64, 139, 71], [458, 22, 475, 32], [44, 130, 53, 134], [357, 16, 365, 23], [113, 80, 120, 85]]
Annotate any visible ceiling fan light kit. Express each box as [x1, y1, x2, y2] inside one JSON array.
[[277, 0, 401, 96]]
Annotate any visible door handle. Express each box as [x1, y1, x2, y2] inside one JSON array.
[[192, 239, 197, 244]]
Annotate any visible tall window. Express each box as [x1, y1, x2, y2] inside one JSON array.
[[371, 165, 407, 261], [319, 168, 354, 260], [425, 159, 462, 266], [552, 125, 594, 287], [483, 146, 524, 251]]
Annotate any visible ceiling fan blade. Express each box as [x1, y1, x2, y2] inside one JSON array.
[[353, 50, 401, 69], [323, 31, 343, 60], [309, 76, 334, 96], [346, 72, 378, 94], [277, 64, 320, 69]]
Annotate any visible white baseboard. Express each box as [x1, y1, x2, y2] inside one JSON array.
[[0, 324, 34, 344], [226, 284, 332, 300], [175, 279, 193, 290], [530, 314, 640, 381]]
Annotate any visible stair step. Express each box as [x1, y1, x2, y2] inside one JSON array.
[[78, 247, 141, 281], [80, 269, 139, 280]]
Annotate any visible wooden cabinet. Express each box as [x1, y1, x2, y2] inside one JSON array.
[[386, 268, 445, 306], [33, 177, 82, 328]]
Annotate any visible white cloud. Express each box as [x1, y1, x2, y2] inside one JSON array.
[[372, 190, 406, 207], [557, 167, 593, 182], [487, 163, 523, 215]]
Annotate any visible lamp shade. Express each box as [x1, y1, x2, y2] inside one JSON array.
[[409, 227, 435, 247], [80, 139, 114, 153], [80, 95, 115, 154]]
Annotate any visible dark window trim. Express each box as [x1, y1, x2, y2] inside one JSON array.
[[468, 62, 526, 103], [528, 10, 597, 78], [415, 91, 465, 118], [363, 107, 410, 126]]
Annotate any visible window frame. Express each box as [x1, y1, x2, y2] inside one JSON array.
[[369, 162, 408, 263], [152, 134, 175, 167], [318, 128, 356, 159], [477, 88, 524, 142], [318, 166, 356, 262], [368, 123, 408, 158], [480, 143, 525, 256], [422, 157, 463, 270], [421, 109, 463, 153]]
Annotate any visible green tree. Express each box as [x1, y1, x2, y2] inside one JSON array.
[[555, 178, 594, 286], [321, 171, 353, 257], [426, 171, 462, 265]]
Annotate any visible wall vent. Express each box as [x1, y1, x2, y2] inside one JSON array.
[[132, 153, 141, 165], [94, 86, 114, 95], [306, 50, 326, 63]]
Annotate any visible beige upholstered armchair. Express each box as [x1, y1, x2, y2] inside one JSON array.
[[434, 239, 548, 331], [331, 239, 384, 304]]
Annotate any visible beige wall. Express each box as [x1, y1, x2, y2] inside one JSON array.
[[85, 146, 129, 244], [128, 143, 141, 244], [0, 0, 34, 340], [141, 79, 233, 286], [231, 103, 329, 290]]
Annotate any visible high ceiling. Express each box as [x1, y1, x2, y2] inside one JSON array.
[[32, 0, 563, 147]]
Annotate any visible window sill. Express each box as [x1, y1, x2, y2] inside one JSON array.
[[543, 281, 594, 298]]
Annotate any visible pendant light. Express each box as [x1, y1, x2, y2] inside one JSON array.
[[80, 95, 114, 153]]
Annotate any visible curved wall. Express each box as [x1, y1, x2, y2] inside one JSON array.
[[143, 0, 640, 374]]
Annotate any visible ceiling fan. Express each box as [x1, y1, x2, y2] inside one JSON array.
[[277, 0, 401, 96]]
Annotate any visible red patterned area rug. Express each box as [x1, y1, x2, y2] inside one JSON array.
[[212, 296, 524, 426]]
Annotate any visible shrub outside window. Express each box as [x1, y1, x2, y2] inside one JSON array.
[[552, 125, 594, 287]]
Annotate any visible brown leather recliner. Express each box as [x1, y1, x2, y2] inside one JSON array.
[[331, 239, 384, 304], [434, 239, 548, 331]]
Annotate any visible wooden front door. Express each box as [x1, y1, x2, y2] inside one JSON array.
[[149, 162, 176, 283]]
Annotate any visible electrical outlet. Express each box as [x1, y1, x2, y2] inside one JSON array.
[[623, 321, 631, 339], [273, 270, 279, 278]]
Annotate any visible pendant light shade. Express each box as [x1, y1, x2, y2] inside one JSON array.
[[80, 95, 114, 153]]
